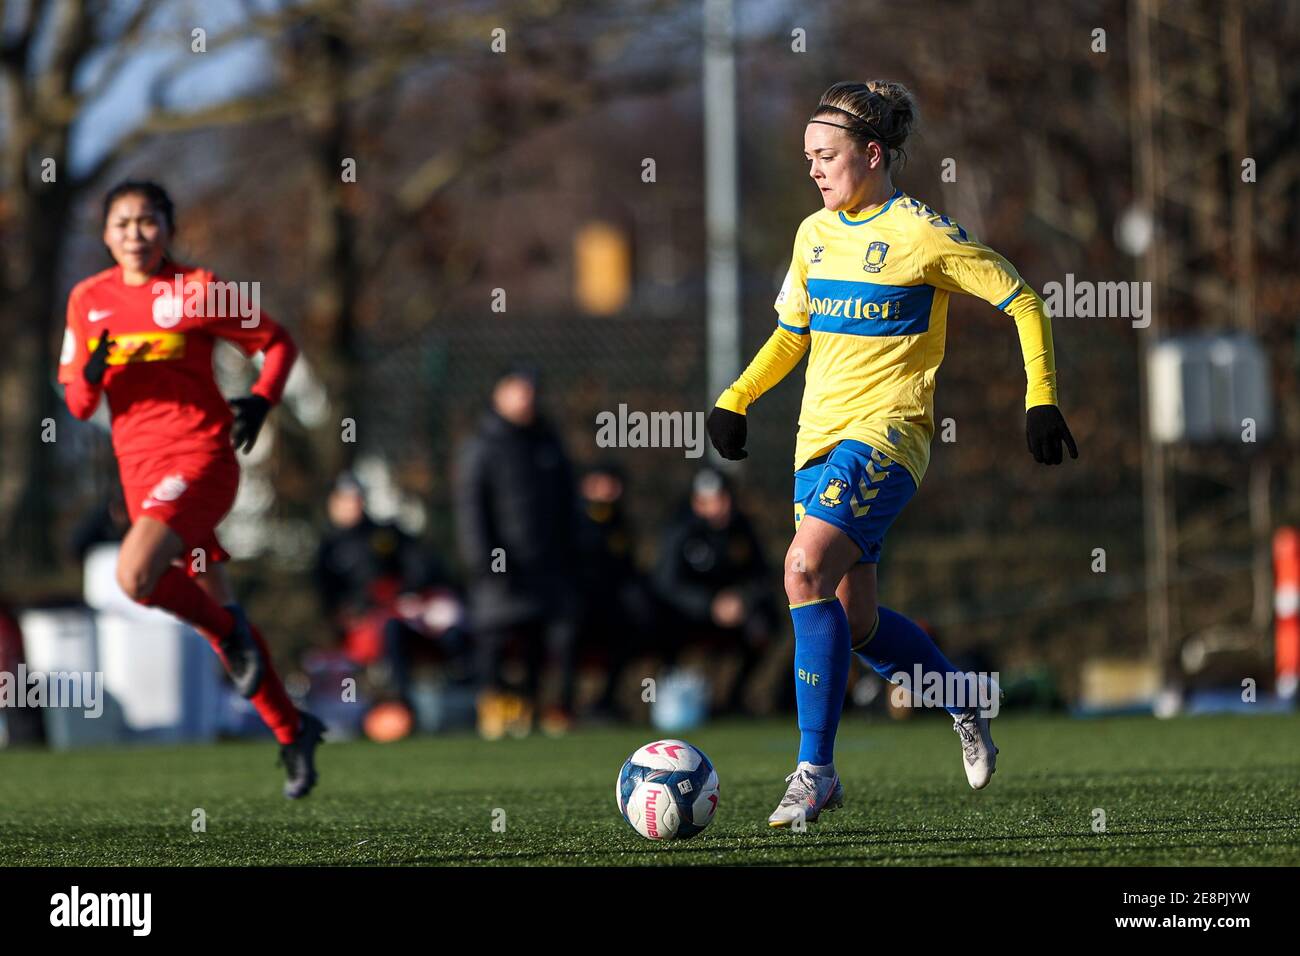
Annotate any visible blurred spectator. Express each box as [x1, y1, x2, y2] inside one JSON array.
[[316, 472, 465, 714], [68, 487, 130, 565], [0, 599, 43, 746], [453, 365, 579, 738], [574, 459, 655, 718], [653, 468, 779, 715]]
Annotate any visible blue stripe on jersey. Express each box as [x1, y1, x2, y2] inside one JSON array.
[[777, 318, 810, 335], [994, 283, 1023, 311], [807, 278, 935, 337]]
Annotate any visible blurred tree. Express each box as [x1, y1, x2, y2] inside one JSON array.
[[0, 0, 691, 579], [0, 0, 299, 573], [0, 1, 151, 569]]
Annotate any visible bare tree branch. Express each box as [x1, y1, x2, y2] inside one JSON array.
[[72, 0, 155, 108]]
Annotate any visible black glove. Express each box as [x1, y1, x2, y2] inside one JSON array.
[[1026, 404, 1078, 465], [706, 406, 748, 460], [229, 395, 271, 453], [84, 334, 113, 386]]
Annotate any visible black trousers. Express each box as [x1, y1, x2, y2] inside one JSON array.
[[475, 616, 576, 713]]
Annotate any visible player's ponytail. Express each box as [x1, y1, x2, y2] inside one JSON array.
[[812, 80, 918, 169]]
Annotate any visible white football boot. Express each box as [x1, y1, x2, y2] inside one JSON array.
[[952, 710, 998, 789], [767, 761, 844, 827]]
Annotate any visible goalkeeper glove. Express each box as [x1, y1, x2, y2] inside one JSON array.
[[706, 406, 748, 461], [83, 335, 114, 386], [1026, 404, 1078, 465], [230, 395, 272, 453]]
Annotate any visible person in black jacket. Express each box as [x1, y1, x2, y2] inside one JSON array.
[[316, 474, 434, 622], [453, 365, 578, 737], [574, 460, 655, 718], [653, 467, 779, 715], [316, 472, 464, 710]]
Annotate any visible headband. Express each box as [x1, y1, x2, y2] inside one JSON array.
[[808, 104, 887, 146]]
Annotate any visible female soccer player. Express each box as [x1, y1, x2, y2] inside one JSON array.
[[58, 181, 325, 798], [706, 82, 1077, 826]]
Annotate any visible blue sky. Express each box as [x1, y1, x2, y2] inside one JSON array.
[[0, 0, 275, 176], [67, 1, 275, 176]]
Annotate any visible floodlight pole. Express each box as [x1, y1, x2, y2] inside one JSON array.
[[703, 0, 741, 464], [1131, 0, 1174, 684]]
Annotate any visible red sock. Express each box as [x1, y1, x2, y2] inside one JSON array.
[[243, 621, 301, 745], [141, 570, 301, 745], [190, 619, 300, 745], [140, 568, 235, 638]]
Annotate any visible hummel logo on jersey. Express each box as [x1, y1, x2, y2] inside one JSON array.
[[810, 245, 824, 264], [88, 309, 112, 323], [898, 196, 971, 243]]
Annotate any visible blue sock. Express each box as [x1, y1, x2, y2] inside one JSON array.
[[854, 606, 970, 717], [791, 598, 851, 765]]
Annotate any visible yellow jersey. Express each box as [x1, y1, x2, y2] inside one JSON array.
[[716, 189, 1058, 487]]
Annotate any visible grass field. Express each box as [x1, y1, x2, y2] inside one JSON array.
[[1, 713, 1297, 866]]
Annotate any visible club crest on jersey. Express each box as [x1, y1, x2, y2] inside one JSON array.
[[152, 290, 184, 328], [810, 245, 824, 264], [863, 241, 890, 273], [818, 478, 848, 508]]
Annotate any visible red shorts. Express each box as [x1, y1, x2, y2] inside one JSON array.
[[120, 451, 240, 574]]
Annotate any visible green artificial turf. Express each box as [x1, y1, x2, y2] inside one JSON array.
[[1, 713, 1297, 866]]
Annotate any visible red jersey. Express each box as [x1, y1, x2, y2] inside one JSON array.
[[58, 260, 297, 469]]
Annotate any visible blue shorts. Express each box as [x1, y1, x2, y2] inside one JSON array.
[[793, 440, 917, 564]]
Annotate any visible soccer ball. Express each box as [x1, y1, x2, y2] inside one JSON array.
[[616, 739, 719, 840]]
